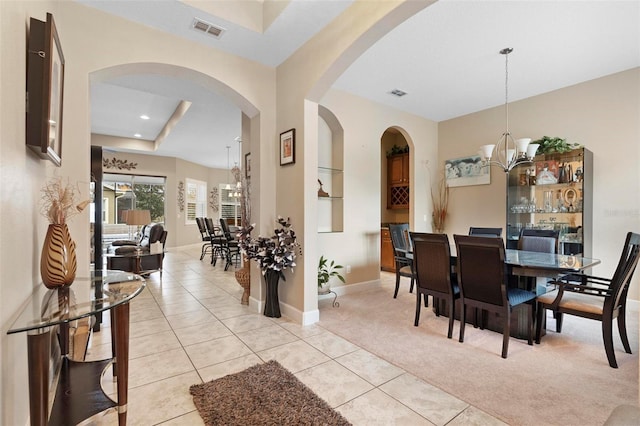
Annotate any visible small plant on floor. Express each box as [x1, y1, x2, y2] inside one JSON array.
[[318, 255, 345, 291]]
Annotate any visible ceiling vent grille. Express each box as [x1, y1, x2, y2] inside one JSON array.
[[389, 89, 407, 97], [192, 18, 225, 39]]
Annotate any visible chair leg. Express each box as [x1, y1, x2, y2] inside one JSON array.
[[556, 312, 563, 332], [447, 298, 455, 339], [535, 303, 544, 344], [617, 308, 632, 354], [527, 303, 534, 346], [414, 293, 421, 326], [602, 317, 618, 368], [501, 309, 511, 359], [409, 276, 415, 293], [459, 303, 466, 343], [393, 272, 400, 298]]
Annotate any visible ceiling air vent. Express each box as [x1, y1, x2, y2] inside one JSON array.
[[389, 89, 407, 97], [192, 18, 226, 39]]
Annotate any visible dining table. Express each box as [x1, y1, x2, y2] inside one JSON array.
[[405, 247, 601, 339]]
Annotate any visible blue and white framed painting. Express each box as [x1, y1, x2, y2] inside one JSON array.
[[444, 154, 490, 187]]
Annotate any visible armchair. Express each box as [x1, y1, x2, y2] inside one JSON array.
[[535, 231, 640, 368]]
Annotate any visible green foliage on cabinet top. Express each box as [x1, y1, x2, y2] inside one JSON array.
[[532, 136, 582, 154]]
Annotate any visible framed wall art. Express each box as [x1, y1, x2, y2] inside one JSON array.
[[26, 13, 65, 166], [245, 152, 251, 178], [280, 128, 295, 166], [444, 154, 490, 187]]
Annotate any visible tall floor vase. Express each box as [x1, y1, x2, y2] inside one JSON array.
[[41, 224, 77, 289], [235, 258, 251, 305], [263, 270, 281, 318]]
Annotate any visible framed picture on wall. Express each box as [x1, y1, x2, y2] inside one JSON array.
[[444, 154, 490, 187], [26, 13, 65, 166], [245, 152, 251, 178], [280, 129, 295, 166]]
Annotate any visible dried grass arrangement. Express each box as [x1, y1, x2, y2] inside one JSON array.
[[431, 170, 449, 233], [40, 176, 91, 224]]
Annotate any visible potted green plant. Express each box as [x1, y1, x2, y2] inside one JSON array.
[[317, 255, 346, 294]]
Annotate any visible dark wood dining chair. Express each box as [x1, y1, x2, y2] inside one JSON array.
[[454, 234, 537, 358], [536, 231, 640, 368], [468, 227, 503, 237], [410, 232, 459, 338], [388, 223, 415, 298]]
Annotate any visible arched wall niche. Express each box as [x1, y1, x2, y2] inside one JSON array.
[[317, 105, 344, 233], [381, 125, 413, 227]]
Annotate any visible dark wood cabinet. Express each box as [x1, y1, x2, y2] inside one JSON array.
[[387, 153, 410, 209], [381, 228, 395, 272], [388, 153, 409, 184]]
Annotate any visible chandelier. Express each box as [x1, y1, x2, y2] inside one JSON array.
[[480, 48, 538, 173]]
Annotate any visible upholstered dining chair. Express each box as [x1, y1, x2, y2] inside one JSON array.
[[518, 228, 560, 254], [454, 234, 537, 358], [468, 227, 503, 237], [410, 232, 459, 338], [388, 223, 415, 298], [536, 231, 640, 368]]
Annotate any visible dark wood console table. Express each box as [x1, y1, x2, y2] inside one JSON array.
[[7, 270, 145, 426]]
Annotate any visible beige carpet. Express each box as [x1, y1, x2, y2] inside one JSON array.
[[318, 282, 639, 426], [190, 360, 351, 426]]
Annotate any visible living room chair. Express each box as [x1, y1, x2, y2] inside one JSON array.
[[204, 218, 226, 264], [388, 223, 415, 298], [219, 219, 241, 271], [468, 227, 503, 237], [454, 234, 536, 358], [196, 217, 214, 261], [535, 231, 640, 368], [410, 232, 459, 338]]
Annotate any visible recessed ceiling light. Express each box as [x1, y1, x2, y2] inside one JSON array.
[[140, 115, 150, 120], [389, 89, 407, 97], [134, 133, 142, 138]]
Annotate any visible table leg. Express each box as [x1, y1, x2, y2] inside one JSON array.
[[27, 328, 51, 426], [112, 302, 130, 425]]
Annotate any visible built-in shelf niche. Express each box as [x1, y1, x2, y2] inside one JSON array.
[[318, 106, 344, 233]]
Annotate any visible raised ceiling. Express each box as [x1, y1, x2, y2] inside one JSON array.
[[82, 0, 640, 169]]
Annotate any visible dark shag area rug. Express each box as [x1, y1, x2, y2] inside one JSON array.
[[189, 360, 351, 426]]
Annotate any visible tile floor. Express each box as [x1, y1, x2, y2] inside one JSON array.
[[85, 246, 506, 425]]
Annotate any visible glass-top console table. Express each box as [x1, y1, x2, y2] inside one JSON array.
[[7, 270, 146, 426]]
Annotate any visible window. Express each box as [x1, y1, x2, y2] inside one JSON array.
[[220, 183, 240, 226], [186, 179, 207, 224], [103, 174, 166, 225]]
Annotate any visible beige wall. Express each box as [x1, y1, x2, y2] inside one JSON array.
[[1, 1, 275, 423], [318, 88, 438, 293], [98, 150, 230, 248], [439, 68, 640, 300], [276, 1, 432, 322]]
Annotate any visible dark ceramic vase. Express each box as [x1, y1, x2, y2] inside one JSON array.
[[263, 270, 281, 318]]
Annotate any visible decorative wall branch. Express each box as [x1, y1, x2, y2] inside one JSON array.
[[177, 181, 185, 212], [103, 157, 138, 170], [209, 187, 219, 212]]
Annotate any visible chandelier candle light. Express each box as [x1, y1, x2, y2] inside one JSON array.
[[480, 48, 539, 173]]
